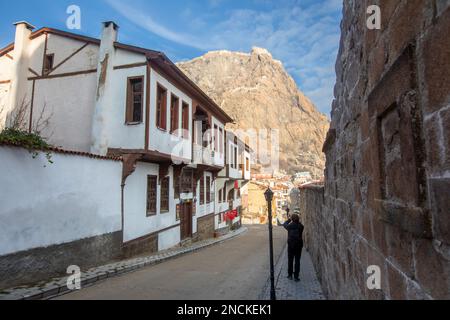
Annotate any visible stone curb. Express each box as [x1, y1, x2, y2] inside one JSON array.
[[0, 227, 248, 301]]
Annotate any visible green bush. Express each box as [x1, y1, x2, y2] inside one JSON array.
[[0, 128, 53, 164]]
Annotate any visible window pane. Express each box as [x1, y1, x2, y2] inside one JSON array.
[[161, 177, 170, 212], [182, 102, 189, 138], [147, 176, 157, 215], [219, 129, 223, 154], [206, 177, 211, 203], [181, 169, 193, 193], [157, 85, 167, 130], [171, 96, 179, 133], [200, 178, 205, 205], [127, 77, 143, 123]]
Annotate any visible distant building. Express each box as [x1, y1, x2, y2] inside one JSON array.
[[294, 172, 312, 185]]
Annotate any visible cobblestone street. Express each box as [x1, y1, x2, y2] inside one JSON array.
[[261, 247, 325, 300]]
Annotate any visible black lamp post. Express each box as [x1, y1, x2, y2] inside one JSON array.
[[264, 187, 276, 301]]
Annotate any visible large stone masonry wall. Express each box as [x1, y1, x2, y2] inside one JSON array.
[[305, 0, 450, 299]]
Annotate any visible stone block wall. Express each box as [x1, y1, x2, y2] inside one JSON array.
[[305, 0, 450, 299], [0, 231, 123, 290], [197, 215, 216, 241]]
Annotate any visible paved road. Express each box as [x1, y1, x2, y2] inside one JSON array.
[[55, 225, 286, 300]]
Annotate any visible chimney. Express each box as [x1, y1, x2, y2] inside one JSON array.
[[90, 21, 119, 155], [13, 21, 35, 53], [6, 21, 35, 129], [101, 21, 119, 46]]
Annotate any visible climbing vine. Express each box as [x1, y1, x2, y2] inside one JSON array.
[[0, 128, 53, 164], [0, 100, 54, 165]]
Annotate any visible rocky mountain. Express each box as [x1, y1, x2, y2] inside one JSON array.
[[177, 47, 330, 178]]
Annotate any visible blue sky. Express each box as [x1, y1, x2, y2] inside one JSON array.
[[0, 0, 342, 116]]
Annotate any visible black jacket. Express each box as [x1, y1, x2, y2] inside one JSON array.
[[283, 220, 304, 248]]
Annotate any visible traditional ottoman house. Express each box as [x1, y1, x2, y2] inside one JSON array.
[[215, 131, 251, 234], [0, 21, 240, 289]]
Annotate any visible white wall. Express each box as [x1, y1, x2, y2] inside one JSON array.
[[0, 146, 122, 256], [0, 55, 13, 81], [1, 33, 100, 152], [123, 162, 180, 250], [45, 34, 98, 74], [32, 73, 97, 152], [0, 82, 11, 128], [106, 64, 148, 150]]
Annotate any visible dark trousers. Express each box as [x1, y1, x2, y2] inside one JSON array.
[[288, 245, 303, 279]]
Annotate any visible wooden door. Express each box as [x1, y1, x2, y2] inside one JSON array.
[[180, 203, 193, 240]]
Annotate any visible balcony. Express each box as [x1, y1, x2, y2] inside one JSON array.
[[193, 144, 224, 168], [229, 165, 242, 180]]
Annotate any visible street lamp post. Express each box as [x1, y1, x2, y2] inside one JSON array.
[[264, 187, 276, 301]]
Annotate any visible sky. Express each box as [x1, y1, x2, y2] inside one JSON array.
[[0, 0, 342, 116]]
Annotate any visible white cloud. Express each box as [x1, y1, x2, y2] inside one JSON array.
[[104, 0, 212, 50]]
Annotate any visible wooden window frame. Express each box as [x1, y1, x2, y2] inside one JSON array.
[[200, 177, 205, 205], [206, 176, 211, 204], [146, 175, 158, 216], [219, 128, 224, 154], [222, 187, 226, 203], [160, 176, 170, 213], [170, 93, 180, 135], [156, 83, 168, 131], [125, 76, 144, 125], [43, 53, 54, 75], [214, 124, 219, 152], [182, 101, 190, 139]]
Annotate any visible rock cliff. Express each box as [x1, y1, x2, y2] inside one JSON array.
[[177, 47, 329, 177]]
